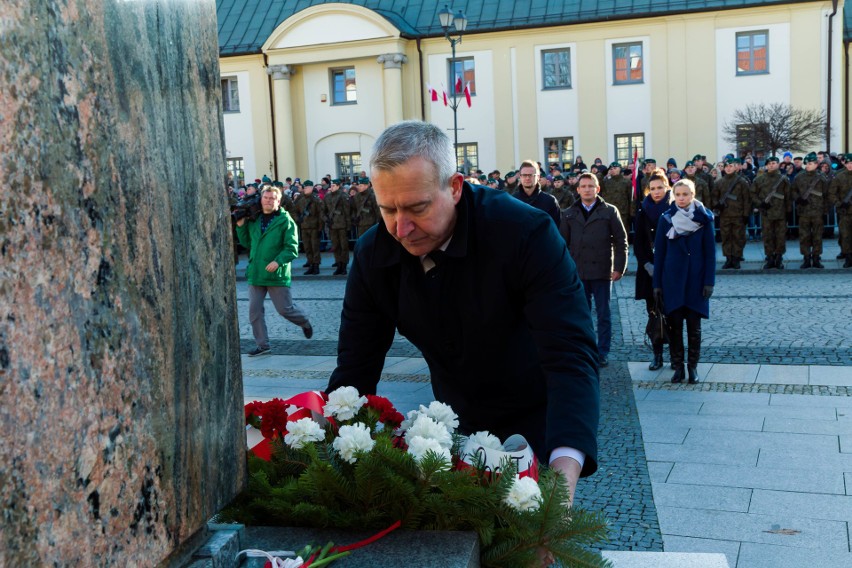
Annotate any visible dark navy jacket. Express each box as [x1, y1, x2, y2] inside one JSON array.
[[328, 183, 600, 476], [512, 185, 561, 226], [652, 202, 717, 317]]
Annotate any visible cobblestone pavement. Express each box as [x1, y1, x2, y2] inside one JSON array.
[[612, 272, 852, 365]]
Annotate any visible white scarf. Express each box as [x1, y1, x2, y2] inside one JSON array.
[[666, 201, 702, 239]]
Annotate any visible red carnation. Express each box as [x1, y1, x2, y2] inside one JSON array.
[[245, 401, 264, 422], [365, 395, 405, 429], [259, 398, 289, 440]]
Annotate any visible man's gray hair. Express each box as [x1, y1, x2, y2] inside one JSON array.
[[370, 121, 456, 186]]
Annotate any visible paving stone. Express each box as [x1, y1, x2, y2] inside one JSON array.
[[757, 448, 852, 471], [736, 542, 852, 568], [640, 412, 764, 433], [682, 429, 841, 454], [698, 401, 837, 420], [644, 442, 759, 467], [635, 401, 703, 415], [637, 423, 689, 444], [754, 365, 809, 385], [646, 462, 674, 483], [668, 462, 846, 494], [651, 483, 751, 513], [661, 536, 740, 568], [748, 489, 852, 522], [809, 365, 852, 386], [705, 364, 759, 383], [762, 416, 852, 436], [656, 506, 850, 550], [601, 551, 730, 567]]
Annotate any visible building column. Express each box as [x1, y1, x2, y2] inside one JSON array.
[[377, 53, 407, 126], [267, 64, 297, 179]]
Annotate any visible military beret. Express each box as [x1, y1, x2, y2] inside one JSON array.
[[609, 162, 622, 169], [358, 177, 370, 184], [724, 157, 738, 165], [684, 161, 695, 167], [273, 181, 284, 187], [692, 154, 702, 161], [478, 174, 487, 181], [331, 178, 341, 184], [803, 153, 818, 164], [793, 156, 803, 161], [303, 179, 314, 186], [765, 156, 780, 163], [505, 170, 516, 178], [844, 153, 852, 161], [644, 158, 656, 165], [553, 175, 564, 181]]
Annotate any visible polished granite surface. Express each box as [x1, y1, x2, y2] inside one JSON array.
[[0, 0, 243, 565]]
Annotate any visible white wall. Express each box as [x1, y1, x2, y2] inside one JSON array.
[[301, 58, 386, 178], [535, 42, 579, 163], [604, 36, 652, 159], [221, 71, 258, 179], [427, 49, 498, 171], [273, 12, 390, 49], [715, 23, 791, 158]]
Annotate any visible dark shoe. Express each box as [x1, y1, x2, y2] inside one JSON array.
[[304, 265, 314, 275], [687, 366, 700, 384], [812, 255, 824, 269], [844, 254, 852, 268], [762, 256, 774, 270], [649, 353, 663, 371], [837, 252, 845, 259], [775, 254, 785, 270], [302, 260, 311, 268], [671, 366, 686, 384], [248, 346, 271, 357], [333, 265, 346, 275], [722, 257, 734, 269], [738, 256, 745, 262], [598, 355, 609, 367], [331, 262, 339, 268], [732, 258, 741, 269], [302, 323, 313, 339], [800, 255, 812, 269]]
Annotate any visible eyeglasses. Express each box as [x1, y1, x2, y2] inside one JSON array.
[[519, 173, 538, 178]]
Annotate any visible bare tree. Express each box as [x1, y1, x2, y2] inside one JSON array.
[[722, 103, 827, 156]]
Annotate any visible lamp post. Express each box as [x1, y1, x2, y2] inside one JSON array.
[[438, 4, 467, 166]]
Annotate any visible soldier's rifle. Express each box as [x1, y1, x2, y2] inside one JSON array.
[[760, 175, 787, 209], [716, 174, 745, 211], [797, 175, 824, 205]]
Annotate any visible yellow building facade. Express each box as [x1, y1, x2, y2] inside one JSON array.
[[218, 1, 844, 183]]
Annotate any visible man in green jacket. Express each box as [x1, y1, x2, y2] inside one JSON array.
[[236, 186, 313, 356]]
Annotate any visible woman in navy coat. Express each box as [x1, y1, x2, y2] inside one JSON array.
[[634, 168, 673, 370], [652, 179, 716, 384]]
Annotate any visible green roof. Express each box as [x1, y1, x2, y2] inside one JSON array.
[[218, 0, 827, 56]]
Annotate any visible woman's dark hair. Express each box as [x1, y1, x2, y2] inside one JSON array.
[[643, 167, 670, 196]]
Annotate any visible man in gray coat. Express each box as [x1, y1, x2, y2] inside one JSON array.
[[560, 173, 628, 366]]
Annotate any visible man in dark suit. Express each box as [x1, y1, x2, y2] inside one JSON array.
[[327, 121, 600, 500]]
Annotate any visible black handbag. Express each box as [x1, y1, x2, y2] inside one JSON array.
[[645, 308, 670, 346]]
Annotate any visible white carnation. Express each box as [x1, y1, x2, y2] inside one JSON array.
[[406, 435, 452, 467], [504, 475, 542, 512], [404, 415, 452, 450], [332, 423, 374, 464], [467, 431, 504, 451], [420, 401, 459, 430], [399, 408, 423, 432], [283, 417, 325, 450], [324, 386, 368, 421]]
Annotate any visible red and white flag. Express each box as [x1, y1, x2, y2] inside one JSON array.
[[631, 148, 640, 203], [455, 75, 463, 94], [426, 83, 438, 102], [441, 85, 449, 107], [463, 82, 472, 108]]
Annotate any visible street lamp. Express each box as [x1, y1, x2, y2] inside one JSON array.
[[438, 4, 468, 165]]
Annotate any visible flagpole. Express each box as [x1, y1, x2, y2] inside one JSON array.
[[438, 5, 468, 166]]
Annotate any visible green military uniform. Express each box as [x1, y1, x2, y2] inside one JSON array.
[[712, 159, 751, 269], [753, 157, 791, 269], [792, 154, 828, 268], [549, 175, 575, 209], [601, 162, 632, 229], [352, 178, 379, 237], [322, 180, 352, 275], [294, 181, 322, 274], [829, 155, 852, 267]]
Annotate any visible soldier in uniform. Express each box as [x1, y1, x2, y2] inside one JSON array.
[[550, 174, 575, 209], [712, 157, 751, 269], [683, 161, 711, 207], [753, 156, 791, 269], [830, 154, 852, 268], [792, 153, 828, 268], [352, 176, 379, 237], [293, 180, 322, 275], [503, 170, 519, 193], [639, 158, 656, 196], [601, 162, 632, 231], [692, 154, 713, 188], [322, 179, 352, 275]]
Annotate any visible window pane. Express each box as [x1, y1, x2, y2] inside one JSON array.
[[614, 43, 641, 84], [332, 68, 356, 104], [450, 58, 476, 95], [629, 45, 643, 81], [543, 49, 570, 89]]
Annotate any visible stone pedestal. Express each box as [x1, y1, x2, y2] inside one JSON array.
[[0, 1, 245, 566]]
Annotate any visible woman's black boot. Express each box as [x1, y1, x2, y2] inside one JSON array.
[[671, 365, 686, 384], [687, 366, 699, 384], [649, 349, 663, 371]]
